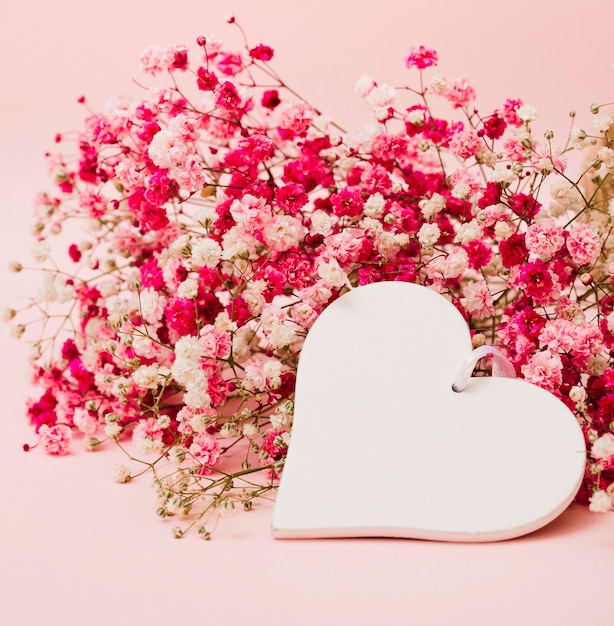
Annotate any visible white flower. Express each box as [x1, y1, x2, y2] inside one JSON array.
[[443, 248, 469, 279], [517, 105, 539, 122], [593, 115, 613, 134], [428, 73, 448, 95], [113, 464, 132, 483], [177, 277, 199, 299], [363, 193, 386, 218], [242, 423, 259, 438], [194, 206, 218, 225], [31, 240, 50, 263], [104, 422, 122, 439], [597, 146, 614, 168], [191, 237, 222, 268], [568, 386, 586, 403], [419, 193, 446, 219], [417, 223, 440, 248], [310, 210, 336, 235], [494, 221, 514, 239], [168, 234, 191, 258], [570, 125, 593, 149], [454, 220, 482, 244], [183, 379, 211, 410], [190, 412, 211, 433], [591, 432, 614, 460], [355, 74, 376, 97], [490, 167, 517, 186], [406, 108, 426, 125], [589, 490, 613, 512], [317, 258, 350, 289], [132, 364, 160, 389]]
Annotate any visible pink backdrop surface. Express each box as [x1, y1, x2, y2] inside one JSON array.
[[1, 1, 613, 624]]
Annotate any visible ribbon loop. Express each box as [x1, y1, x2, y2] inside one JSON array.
[[452, 345, 516, 392]]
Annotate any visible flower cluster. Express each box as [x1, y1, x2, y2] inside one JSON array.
[[8, 20, 614, 535]]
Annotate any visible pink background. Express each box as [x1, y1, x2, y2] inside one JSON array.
[[1, 1, 613, 623]]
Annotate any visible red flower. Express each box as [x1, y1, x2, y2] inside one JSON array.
[[249, 44, 274, 61]]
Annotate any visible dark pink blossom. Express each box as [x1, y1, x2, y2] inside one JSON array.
[[405, 45, 438, 69]]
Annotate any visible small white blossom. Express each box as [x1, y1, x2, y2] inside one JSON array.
[[517, 104, 539, 122], [31, 240, 51, 263], [191, 237, 222, 268], [593, 115, 613, 134], [177, 277, 199, 299], [419, 193, 446, 219], [132, 364, 160, 389], [589, 490, 613, 512], [418, 223, 441, 248], [113, 464, 132, 483], [591, 433, 614, 460]]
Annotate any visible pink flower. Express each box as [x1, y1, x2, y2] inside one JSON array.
[[449, 127, 481, 159], [189, 433, 221, 472], [460, 281, 494, 320], [405, 46, 438, 69], [538, 319, 576, 353], [249, 44, 274, 61], [521, 350, 563, 392], [279, 102, 314, 136], [39, 424, 72, 455], [445, 77, 476, 109], [132, 418, 165, 455], [566, 224, 600, 266], [525, 219, 565, 261], [73, 408, 98, 435]]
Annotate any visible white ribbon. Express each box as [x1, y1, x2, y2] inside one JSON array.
[[452, 345, 516, 392]]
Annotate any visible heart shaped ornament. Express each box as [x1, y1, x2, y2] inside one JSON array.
[[272, 282, 586, 541]]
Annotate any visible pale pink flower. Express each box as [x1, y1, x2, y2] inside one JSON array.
[[139, 45, 166, 76], [460, 281, 494, 320], [521, 350, 563, 392], [173, 154, 205, 192], [279, 102, 314, 135], [39, 424, 72, 455], [229, 194, 273, 227], [445, 77, 476, 108], [189, 433, 221, 471], [148, 129, 189, 169], [525, 219, 564, 260], [442, 248, 469, 279], [73, 408, 98, 435], [262, 215, 306, 251], [531, 143, 567, 174], [566, 224, 601, 266], [449, 127, 481, 160], [365, 84, 397, 120], [200, 325, 232, 359], [323, 231, 364, 263], [538, 319, 576, 353], [132, 418, 165, 455]]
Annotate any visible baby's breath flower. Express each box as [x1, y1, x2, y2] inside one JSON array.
[[113, 464, 131, 483]]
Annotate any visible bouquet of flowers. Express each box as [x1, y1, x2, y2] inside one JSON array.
[[7, 18, 614, 537]]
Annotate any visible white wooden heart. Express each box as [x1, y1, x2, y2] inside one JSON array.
[[272, 281, 586, 541]]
